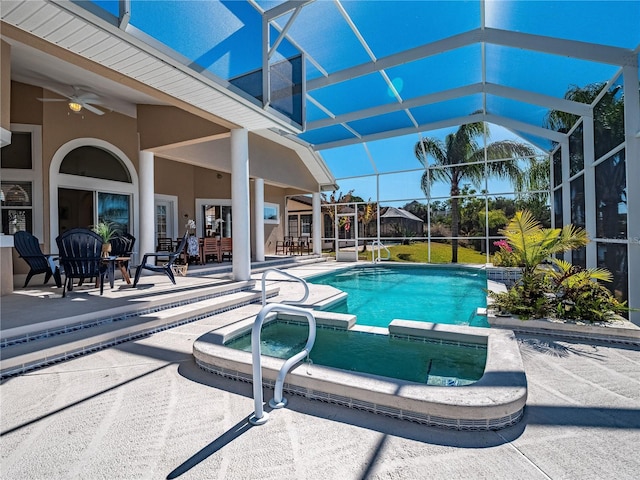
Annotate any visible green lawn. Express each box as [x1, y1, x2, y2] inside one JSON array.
[[358, 241, 488, 264]]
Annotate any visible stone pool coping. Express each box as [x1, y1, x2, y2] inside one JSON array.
[[193, 313, 527, 430], [488, 314, 640, 345], [485, 276, 640, 345]]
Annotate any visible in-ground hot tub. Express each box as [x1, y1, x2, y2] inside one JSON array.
[[193, 311, 527, 430]]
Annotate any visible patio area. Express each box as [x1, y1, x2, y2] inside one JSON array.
[[1, 260, 639, 479]]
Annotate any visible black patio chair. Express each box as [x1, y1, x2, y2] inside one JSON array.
[[56, 228, 107, 298], [110, 232, 136, 279], [13, 230, 62, 288], [133, 232, 188, 287]]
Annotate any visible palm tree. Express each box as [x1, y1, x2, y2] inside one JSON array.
[[490, 210, 624, 321], [414, 121, 536, 262], [500, 210, 589, 286]]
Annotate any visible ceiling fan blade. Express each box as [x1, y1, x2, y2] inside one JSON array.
[[77, 92, 101, 101], [82, 103, 105, 115], [79, 96, 104, 105], [36, 98, 67, 102]]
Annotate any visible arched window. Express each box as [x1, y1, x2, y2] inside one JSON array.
[[60, 146, 131, 183], [50, 139, 138, 247]]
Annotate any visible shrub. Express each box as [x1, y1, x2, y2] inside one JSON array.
[[492, 239, 520, 267], [488, 210, 628, 323]]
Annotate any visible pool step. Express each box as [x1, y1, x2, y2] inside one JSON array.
[[1, 280, 257, 345], [0, 283, 279, 378]]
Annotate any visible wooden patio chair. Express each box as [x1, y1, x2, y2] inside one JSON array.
[[202, 236, 220, 263], [219, 237, 232, 262], [296, 236, 311, 255], [110, 232, 136, 279], [13, 230, 62, 288], [56, 228, 106, 298], [275, 236, 293, 255], [133, 232, 188, 287]]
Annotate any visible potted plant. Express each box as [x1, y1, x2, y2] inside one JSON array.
[[213, 218, 224, 238], [92, 221, 120, 257]]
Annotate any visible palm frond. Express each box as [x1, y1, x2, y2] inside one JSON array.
[[500, 210, 541, 246], [550, 224, 589, 253], [550, 258, 573, 274], [585, 268, 614, 282]]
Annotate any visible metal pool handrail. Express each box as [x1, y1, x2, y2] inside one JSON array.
[[371, 240, 391, 263], [249, 303, 316, 426], [261, 267, 310, 306]]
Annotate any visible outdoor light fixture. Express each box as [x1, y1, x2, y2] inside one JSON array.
[[68, 101, 83, 113]]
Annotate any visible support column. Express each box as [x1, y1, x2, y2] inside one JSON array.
[[582, 116, 596, 269], [138, 150, 155, 266], [231, 128, 251, 281], [254, 178, 265, 262], [623, 65, 640, 325], [312, 191, 321, 255], [561, 139, 571, 263]]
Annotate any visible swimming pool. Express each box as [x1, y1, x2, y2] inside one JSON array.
[[193, 315, 528, 430], [308, 265, 489, 328], [225, 320, 487, 386]]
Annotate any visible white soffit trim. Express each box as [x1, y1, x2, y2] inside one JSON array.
[[1, 0, 301, 134]]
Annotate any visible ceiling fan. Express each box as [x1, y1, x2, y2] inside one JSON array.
[[37, 86, 107, 115]]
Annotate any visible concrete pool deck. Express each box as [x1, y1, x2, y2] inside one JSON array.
[[2, 306, 639, 478], [2, 261, 639, 478]]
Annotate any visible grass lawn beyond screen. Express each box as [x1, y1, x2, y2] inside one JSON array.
[[353, 241, 488, 264]]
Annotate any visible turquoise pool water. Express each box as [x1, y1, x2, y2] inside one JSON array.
[[226, 321, 487, 385], [309, 265, 489, 328]]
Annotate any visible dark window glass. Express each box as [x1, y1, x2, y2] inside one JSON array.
[[98, 192, 130, 233], [569, 123, 584, 177], [229, 69, 262, 103], [594, 78, 625, 161], [229, 54, 303, 127], [323, 213, 333, 239], [1, 209, 32, 235], [597, 242, 628, 302], [1, 132, 32, 169], [1, 182, 32, 206], [553, 189, 563, 228], [288, 215, 298, 237], [270, 54, 303, 126], [596, 150, 626, 239], [570, 175, 585, 229], [300, 214, 312, 235], [1, 181, 33, 234], [552, 149, 562, 187], [572, 246, 586, 269], [58, 188, 94, 233], [60, 146, 131, 182]]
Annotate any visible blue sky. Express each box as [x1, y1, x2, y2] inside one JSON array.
[[90, 1, 555, 207], [319, 124, 547, 206]]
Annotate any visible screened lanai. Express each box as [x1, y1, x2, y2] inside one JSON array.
[[238, 0, 637, 314], [2, 0, 639, 319]]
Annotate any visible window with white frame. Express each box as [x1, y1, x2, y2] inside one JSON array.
[[264, 202, 280, 224], [0, 126, 43, 238], [300, 214, 312, 235]]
